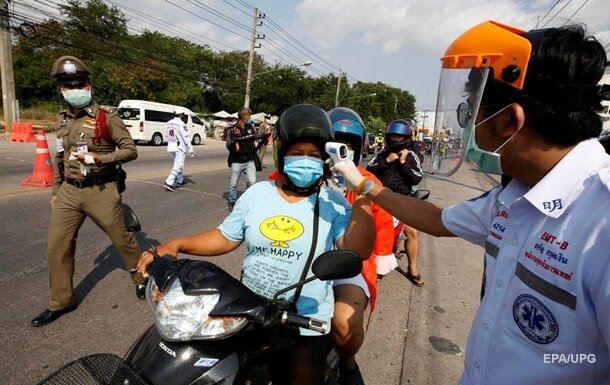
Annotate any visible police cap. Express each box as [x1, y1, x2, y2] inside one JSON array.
[[50, 56, 91, 86]]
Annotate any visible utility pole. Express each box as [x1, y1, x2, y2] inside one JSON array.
[[334, 69, 342, 107], [394, 95, 398, 115], [243, 7, 264, 108], [421, 110, 429, 137], [0, 0, 16, 132]]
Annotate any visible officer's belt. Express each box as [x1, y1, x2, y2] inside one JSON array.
[[65, 174, 115, 188]]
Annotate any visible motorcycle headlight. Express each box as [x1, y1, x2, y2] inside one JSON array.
[[148, 278, 248, 341]]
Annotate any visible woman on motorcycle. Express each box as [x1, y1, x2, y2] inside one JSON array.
[[327, 107, 395, 385], [137, 103, 375, 385]]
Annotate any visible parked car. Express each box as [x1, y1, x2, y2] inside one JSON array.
[[117, 100, 206, 146]]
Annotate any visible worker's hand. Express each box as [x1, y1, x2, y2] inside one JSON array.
[[330, 159, 366, 191], [50, 195, 57, 208], [189, 149, 194, 157]]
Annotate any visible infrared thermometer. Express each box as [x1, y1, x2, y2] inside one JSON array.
[[325, 142, 349, 186], [325, 142, 348, 163]]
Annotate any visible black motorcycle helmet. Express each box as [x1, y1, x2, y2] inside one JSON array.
[[273, 104, 334, 192], [327, 107, 366, 165], [385, 119, 413, 152]]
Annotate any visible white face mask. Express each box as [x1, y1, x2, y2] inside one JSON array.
[[467, 103, 519, 175], [346, 150, 355, 161], [61, 89, 92, 108]]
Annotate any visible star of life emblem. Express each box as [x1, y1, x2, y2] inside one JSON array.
[[513, 294, 559, 344], [63, 60, 77, 74]]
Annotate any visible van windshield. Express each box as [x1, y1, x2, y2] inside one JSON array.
[[191, 115, 203, 125], [117, 108, 140, 121]]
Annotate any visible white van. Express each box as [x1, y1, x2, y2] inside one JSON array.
[[117, 100, 207, 146]]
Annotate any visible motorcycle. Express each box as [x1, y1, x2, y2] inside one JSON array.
[[37, 204, 362, 385]]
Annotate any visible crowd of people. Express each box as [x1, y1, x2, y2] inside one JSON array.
[[30, 18, 610, 385]]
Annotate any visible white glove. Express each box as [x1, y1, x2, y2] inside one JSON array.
[[330, 159, 373, 195]]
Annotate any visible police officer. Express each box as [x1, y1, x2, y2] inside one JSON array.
[[31, 56, 147, 327]]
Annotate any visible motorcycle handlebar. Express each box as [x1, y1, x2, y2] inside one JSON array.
[[281, 312, 328, 334]]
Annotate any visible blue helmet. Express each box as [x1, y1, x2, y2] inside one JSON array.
[[327, 107, 366, 164], [385, 119, 413, 152]]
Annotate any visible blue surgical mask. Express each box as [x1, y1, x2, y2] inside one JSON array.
[[283, 156, 325, 188], [62, 89, 92, 108], [246, 118, 254, 125], [466, 104, 518, 175], [346, 150, 355, 161]]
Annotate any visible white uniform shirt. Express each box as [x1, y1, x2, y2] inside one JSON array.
[[442, 138, 610, 385], [165, 117, 192, 153]]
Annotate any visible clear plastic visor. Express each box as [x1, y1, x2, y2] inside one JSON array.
[[428, 67, 489, 176]]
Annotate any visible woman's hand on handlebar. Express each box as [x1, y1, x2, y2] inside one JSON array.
[[137, 244, 177, 278]]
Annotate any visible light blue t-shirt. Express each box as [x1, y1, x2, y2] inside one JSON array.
[[218, 181, 351, 335]]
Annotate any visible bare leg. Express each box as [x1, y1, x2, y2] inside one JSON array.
[[332, 284, 367, 369], [404, 224, 422, 282]]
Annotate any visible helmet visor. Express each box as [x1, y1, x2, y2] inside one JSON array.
[[429, 67, 489, 176]]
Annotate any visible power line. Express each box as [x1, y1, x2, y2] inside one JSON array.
[[104, 0, 241, 51], [163, 0, 250, 41], [561, 0, 590, 25], [541, 0, 574, 28], [222, 0, 251, 18], [233, 0, 357, 81], [186, 0, 252, 34], [535, 0, 562, 28]]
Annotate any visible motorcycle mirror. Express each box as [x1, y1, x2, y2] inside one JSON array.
[[312, 250, 362, 281], [122, 204, 141, 232]]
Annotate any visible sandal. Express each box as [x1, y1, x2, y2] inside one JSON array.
[[406, 271, 425, 287]]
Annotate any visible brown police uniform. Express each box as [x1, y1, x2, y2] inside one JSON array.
[[45, 56, 145, 312]]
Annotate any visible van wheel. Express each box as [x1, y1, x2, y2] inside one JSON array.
[[192, 134, 201, 145], [151, 132, 163, 146]]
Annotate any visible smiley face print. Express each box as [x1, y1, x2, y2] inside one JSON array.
[[259, 215, 305, 248]]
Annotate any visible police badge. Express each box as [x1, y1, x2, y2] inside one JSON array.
[[63, 60, 77, 75]]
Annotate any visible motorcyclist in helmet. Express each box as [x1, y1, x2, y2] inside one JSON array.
[[138, 104, 374, 385], [366, 119, 425, 286], [327, 107, 394, 385]]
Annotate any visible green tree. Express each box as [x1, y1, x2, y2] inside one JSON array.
[[365, 115, 387, 136]]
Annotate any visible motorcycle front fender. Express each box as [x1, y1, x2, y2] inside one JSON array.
[[124, 325, 239, 385]]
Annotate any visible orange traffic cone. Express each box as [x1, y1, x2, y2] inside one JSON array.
[[21, 130, 54, 188]]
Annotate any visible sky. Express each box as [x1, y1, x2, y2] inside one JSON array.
[[16, 0, 610, 110]]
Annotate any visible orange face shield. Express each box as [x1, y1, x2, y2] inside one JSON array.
[[441, 20, 534, 91], [430, 20, 537, 176]]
